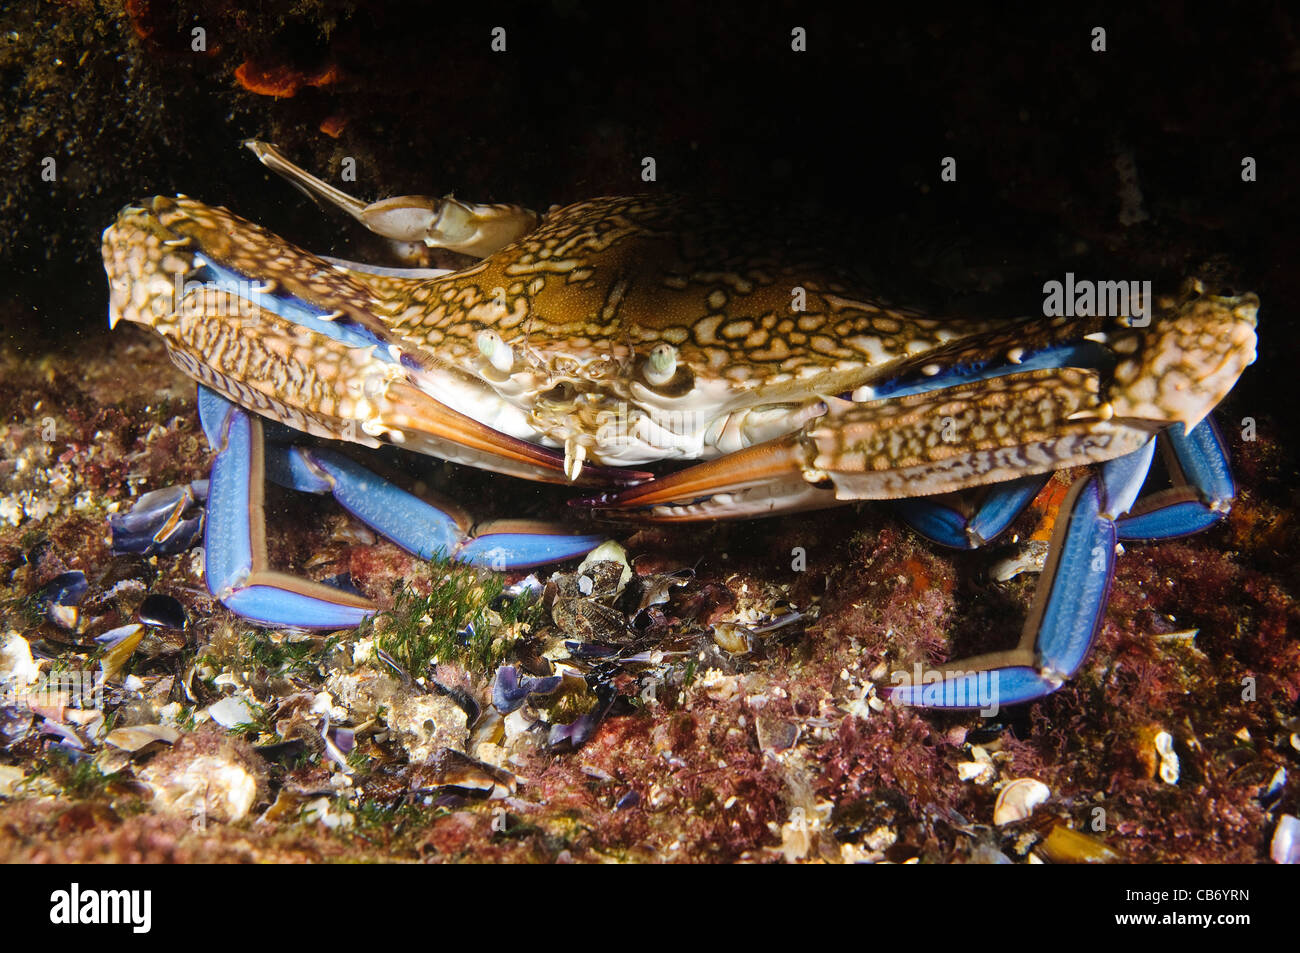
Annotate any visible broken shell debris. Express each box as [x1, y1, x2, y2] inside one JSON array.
[[1272, 815, 1300, 865], [0, 529, 829, 853], [993, 778, 1050, 826]]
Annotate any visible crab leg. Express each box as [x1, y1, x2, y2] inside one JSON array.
[[888, 417, 1233, 708], [244, 140, 539, 258], [894, 473, 1052, 550], [264, 445, 607, 568], [1115, 419, 1234, 540], [199, 388, 605, 628], [885, 449, 1142, 709], [202, 390, 373, 628]]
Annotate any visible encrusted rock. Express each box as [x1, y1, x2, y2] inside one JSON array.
[[387, 691, 470, 762], [138, 729, 266, 823]]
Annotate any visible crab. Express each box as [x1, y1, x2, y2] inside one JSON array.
[[101, 142, 1258, 709]]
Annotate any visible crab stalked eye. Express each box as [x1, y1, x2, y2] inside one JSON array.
[[477, 329, 515, 373], [645, 343, 678, 386]]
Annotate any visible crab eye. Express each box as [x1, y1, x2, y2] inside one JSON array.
[[644, 343, 678, 386], [476, 329, 514, 373], [638, 343, 694, 396]]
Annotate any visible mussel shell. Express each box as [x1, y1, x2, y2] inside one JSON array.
[[0, 706, 34, 748], [491, 665, 563, 714], [138, 593, 187, 629], [37, 571, 88, 630]]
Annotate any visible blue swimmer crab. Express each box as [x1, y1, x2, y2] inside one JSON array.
[[101, 142, 1258, 708]]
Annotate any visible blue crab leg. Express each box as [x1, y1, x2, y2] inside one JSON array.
[[201, 387, 604, 627], [1115, 419, 1233, 540], [887, 443, 1150, 709], [894, 473, 1052, 550], [203, 392, 376, 628], [891, 417, 1235, 709], [263, 444, 606, 568]]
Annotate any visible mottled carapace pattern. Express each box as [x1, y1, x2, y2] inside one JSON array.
[[103, 193, 1258, 498]]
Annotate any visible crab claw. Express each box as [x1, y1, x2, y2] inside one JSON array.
[[588, 283, 1257, 523], [576, 439, 838, 519], [102, 196, 648, 490], [587, 365, 1156, 520]]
